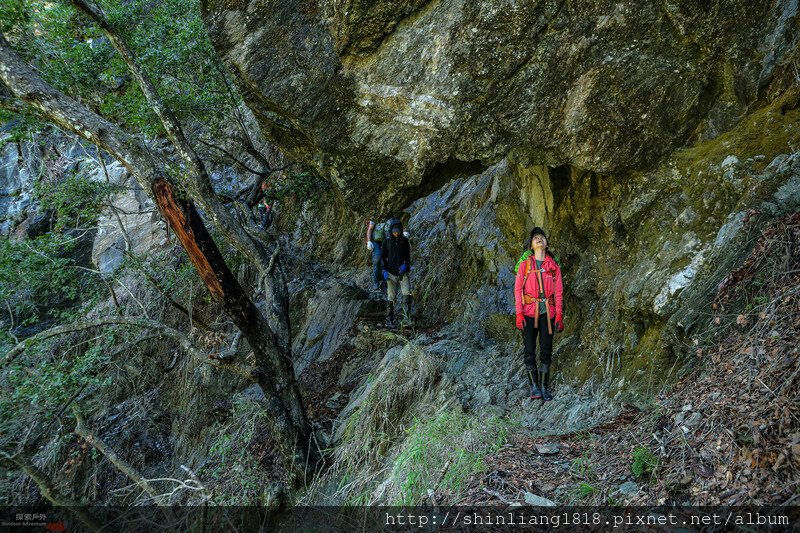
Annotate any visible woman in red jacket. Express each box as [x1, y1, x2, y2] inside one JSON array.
[[514, 227, 564, 401]]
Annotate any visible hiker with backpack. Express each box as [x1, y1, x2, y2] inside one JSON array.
[[257, 181, 277, 230], [514, 227, 564, 401], [366, 218, 386, 291], [381, 218, 412, 327]]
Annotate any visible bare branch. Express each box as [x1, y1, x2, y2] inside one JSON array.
[[3, 316, 205, 368], [73, 405, 164, 503], [194, 135, 267, 177]]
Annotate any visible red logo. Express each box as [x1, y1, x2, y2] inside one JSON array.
[[46, 522, 67, 532]]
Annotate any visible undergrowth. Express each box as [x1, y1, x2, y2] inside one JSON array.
[[388, 409, 513, 505], [328, 342, 443, 504]]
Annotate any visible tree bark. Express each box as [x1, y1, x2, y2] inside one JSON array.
[[0, 35, 312, 476], [151, 179, 310, 468]]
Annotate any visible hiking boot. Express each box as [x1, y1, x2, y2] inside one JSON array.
[[527, 369, 542, 400], [540, 365, 553, 401]]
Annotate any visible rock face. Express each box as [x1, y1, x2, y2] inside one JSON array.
[[0, 141, 35, 235], [201, 0, 798, 214], [280, 87, 800, 402], [91, 162, 169, 273]]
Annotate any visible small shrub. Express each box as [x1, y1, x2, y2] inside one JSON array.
[[570, 482, 597, 502], [0, 233, 100, 339], [35, 173, 121, 231], [631, 446, 659, 480], [569, 453, 594, 478]]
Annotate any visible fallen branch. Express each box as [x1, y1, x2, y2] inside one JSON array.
[[73, 405, 165, 505]]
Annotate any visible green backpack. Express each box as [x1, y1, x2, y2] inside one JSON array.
[[515, 249, 561, 273], [372, 219, 395, 242]]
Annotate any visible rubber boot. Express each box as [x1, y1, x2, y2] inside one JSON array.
[[527, 368, 542, 400], [540, 364, 553, 401], [385, 300, 395, 328]]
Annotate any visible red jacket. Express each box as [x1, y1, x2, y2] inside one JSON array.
[[514, 254, 563, 321]]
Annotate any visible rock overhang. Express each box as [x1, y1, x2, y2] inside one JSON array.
[[201, 0, 791, 215]]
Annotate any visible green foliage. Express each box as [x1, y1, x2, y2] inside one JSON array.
[[34, 172, 120, 231], [0, 0, 29, 33], [0, 233, 98, 340], [569, 452, 594, 478], [569, 481, 597, 501], [0, 336, 113, 449], [4, 0, 232, 136], [631, 446, 659, 481], [7, 341, 111, 410], [201, 396, 273, 505]]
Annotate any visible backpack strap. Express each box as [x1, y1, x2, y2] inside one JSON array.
[[523, 257, 532, 286], [534, 266, 553, 335]]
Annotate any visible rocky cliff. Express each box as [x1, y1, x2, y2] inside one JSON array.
[[203, 0, 800, 402], [202, 0, 800, 214]]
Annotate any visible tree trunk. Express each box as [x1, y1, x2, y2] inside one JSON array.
[[70, 0, 293, 356], [152, 179, 310, 468], [0, 35, 312, 478]]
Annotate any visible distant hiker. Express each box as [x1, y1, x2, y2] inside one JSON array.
[[514, 227, 564, 401], [381, 218, 412, 327], [257, 181, 276, 230], [366, 218, 385, 291]]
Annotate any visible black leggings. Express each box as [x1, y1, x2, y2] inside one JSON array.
[[523, 315, 555, 371]]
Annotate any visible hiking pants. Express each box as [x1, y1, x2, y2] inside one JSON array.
[[371, 241, 382, 285], [258, 204, 273, 229], [386, 273, 411, 303], [523, 315, 555, 370]]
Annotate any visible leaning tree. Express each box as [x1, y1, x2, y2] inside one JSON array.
[[0, 0, 315, 488]]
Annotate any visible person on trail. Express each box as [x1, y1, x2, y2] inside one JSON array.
[[366, 218, 385, 291], [257, 181, 276, 230], [514, 227, 564, 402], [381, 219, 412, 328]]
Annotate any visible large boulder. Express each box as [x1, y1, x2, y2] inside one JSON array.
[[201, 0, 798, 214]]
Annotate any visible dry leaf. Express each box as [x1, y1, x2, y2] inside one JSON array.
[[792, 444, 800, 463]]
